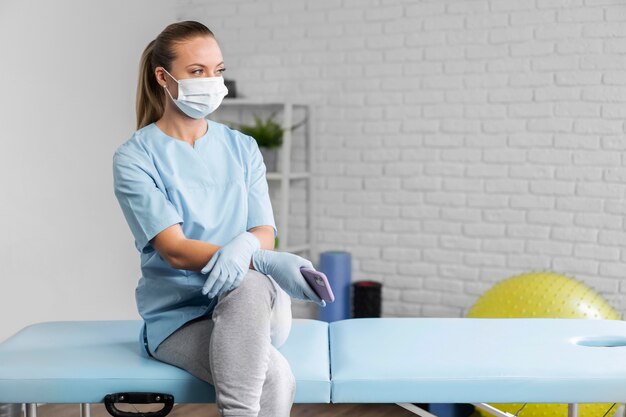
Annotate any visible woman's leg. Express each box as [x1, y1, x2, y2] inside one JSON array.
[[257, 344, 296, 417], [152, 315, 215, 384], [258, 275, 296, 417], [266, 274, 293, 350], [151, 269, 296, 417], [209, 269, 295, 416]]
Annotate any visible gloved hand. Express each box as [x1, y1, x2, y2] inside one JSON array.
[[252, 249, 326, 307], [201, 231, 260, 298]]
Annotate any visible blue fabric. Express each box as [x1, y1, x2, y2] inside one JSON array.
[[112, 120, 277, 356], [0, 319, 331, 403]]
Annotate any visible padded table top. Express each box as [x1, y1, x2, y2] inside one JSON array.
[[329, 317, 626, 404], [0, 319, 331, 404], [4, 317, 626, 405]]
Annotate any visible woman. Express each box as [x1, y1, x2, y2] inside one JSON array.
[[112, 20, 325, 417]]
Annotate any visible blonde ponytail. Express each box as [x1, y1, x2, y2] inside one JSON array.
[[135, 21, 215, 130], [136, 39, 164, 130]]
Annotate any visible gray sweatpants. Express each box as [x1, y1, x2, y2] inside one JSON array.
[[152, 269, 296, 417]]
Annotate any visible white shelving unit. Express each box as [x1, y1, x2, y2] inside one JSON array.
[[211, 99, 315, 256]]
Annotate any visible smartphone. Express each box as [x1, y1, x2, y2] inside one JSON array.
[[300, 267, 335, 303]]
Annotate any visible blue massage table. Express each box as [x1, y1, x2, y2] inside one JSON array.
[[2, 317, 626, 417]]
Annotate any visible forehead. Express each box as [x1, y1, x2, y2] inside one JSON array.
[[172, 35, 223, 67]]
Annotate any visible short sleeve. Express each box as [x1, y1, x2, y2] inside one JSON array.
[[112, 150, 184, 253], [245, 138, 278, 237]]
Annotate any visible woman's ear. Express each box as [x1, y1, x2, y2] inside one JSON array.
[[154, 67, 166, 87]]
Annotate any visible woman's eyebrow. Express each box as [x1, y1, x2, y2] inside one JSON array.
[[186, 62, 225, 68]]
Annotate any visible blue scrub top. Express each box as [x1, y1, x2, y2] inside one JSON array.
[[112, 119, 277, 357]]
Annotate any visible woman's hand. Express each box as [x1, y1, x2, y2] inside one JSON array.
[[201, 231, 260, 298], [252, 250, 326, 307]]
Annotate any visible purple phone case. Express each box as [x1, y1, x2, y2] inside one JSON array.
[[300, 267, 335, 303]]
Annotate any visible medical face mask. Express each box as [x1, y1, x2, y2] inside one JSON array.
[[161, 67, 228, 119]]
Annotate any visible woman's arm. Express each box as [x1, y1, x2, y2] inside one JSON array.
[[150, 224, 219, 272], [247, 225, 276, 269], [151, 224, 275, 272], [248, 225, 275, 251]]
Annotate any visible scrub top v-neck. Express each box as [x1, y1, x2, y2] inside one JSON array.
[[112, 119, 277, 356]]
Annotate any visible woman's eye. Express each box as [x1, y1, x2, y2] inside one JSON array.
[[218, 67, 226, 74], [192, 69, 203, 75]]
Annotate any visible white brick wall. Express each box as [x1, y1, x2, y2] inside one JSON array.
[[177, 0, 626, 319]]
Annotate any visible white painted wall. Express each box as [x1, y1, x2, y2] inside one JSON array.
[[177, 0, 626, 319], [0, 0, 177, 342], [3, 0, 626, 343]]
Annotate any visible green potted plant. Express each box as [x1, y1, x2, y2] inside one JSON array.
[[227, 112, 305, 172]]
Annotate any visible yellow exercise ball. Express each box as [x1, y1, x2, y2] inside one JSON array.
[[467, 271, 620, 417]]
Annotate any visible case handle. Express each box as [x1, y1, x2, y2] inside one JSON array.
[[104, 392, 174, 417]]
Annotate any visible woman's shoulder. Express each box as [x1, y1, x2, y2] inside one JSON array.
[[210, 120, 255, 148], [113, 123, 158, 164]]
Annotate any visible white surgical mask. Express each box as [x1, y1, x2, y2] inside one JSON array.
[[161, 67, 228, 119]]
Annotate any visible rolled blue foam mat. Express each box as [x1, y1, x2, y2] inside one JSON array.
[[318, 251, 352, 322]]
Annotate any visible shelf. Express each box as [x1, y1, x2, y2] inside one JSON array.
[[213, 101, 314, 255], [221, 98, 309, 107], [266, 172, 310, 181]]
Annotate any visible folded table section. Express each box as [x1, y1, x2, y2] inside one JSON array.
[[329, 317, 626, 404], [0, 319, 331, 404]]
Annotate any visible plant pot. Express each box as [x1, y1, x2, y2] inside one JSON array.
[[260, 146, 279, 173]]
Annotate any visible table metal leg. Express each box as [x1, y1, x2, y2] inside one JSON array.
[[472, 403, 517, 417], [80, 403, 90, 417], [24, 404, 36, 417], [568, 403, 578, 417], [396, 403, 438, 417]]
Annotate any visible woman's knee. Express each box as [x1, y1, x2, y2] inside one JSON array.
[[220, 269, 275, 301], [213, 269, 277, 317]]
